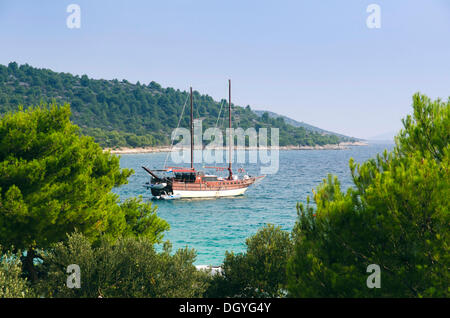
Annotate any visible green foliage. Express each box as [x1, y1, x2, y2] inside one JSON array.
[[205, 224, 293, 298], [396, 94, 450, 162], [117, 196, 169, 242], [287, 93, 450, 297], [37, 232, 210, 298], [0, 103, 169, 281], [0, 246, 33, 298], [0, 62, 349, 148]]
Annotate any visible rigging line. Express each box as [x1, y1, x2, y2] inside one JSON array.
[[220, 103, 227, 130], [163, 92, 190, 168], [218, 98, 229, 148], [214, 99, 226, 130]]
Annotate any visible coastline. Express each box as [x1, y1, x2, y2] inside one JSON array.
[[105, 141, 368, 154]]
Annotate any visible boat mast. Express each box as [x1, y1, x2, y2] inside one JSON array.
[[228, 79, 233, 179], [190, 87, 194, 170]]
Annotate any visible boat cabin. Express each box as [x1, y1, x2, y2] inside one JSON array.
[[174, 172, 196, 182], [170, 169, 221, 183]]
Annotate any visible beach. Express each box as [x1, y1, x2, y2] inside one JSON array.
[[105, 141, 368, 154]]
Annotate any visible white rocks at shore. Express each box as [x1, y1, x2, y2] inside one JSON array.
[[195, 265, 223, 276]]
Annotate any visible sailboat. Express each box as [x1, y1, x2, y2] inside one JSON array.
[[142, 80, 264, 199]]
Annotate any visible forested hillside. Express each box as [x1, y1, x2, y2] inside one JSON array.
[[253, 109, 356, 139], [0, 62, 355, 148]]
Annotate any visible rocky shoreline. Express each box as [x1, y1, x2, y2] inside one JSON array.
[[105, 141, 368, 154]]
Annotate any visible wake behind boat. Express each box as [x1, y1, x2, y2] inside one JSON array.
[[142, 80, 264, 199]]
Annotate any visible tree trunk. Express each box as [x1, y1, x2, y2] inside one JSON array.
[[24, 247, 38, 283]]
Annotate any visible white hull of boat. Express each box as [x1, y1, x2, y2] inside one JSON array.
[[173, 187, 248, 198]]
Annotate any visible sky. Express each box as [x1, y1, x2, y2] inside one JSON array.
[[0, 0, 449, 139]]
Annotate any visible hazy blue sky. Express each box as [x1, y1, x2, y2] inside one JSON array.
[[1, 0, 449, 139]]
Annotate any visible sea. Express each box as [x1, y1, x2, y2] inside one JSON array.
[[113, 143, 393, 266]]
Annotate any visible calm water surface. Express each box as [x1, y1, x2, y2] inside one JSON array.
[[113, 144, 393, 265]]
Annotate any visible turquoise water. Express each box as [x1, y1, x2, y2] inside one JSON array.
[[113, 144, 393, 265]]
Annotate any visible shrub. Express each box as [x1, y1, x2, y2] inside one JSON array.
[[205, 224, 293, 298], [0, 246, 33, 298], [37, 232, 210, 298]]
